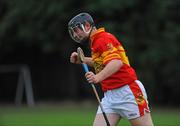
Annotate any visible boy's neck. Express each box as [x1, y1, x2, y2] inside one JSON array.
[[90, 27, 97, 37]]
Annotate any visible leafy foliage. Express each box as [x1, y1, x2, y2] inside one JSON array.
[[0, 0, 179, 105]]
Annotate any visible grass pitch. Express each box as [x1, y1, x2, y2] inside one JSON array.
[[0, 103, 179, 126]]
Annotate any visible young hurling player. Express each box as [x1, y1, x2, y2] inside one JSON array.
[[68, 12, 154, 126]]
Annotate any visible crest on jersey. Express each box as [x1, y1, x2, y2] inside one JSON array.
[[107, 43, 114, 51]]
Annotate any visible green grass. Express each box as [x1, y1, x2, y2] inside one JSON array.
[[0, 103, 180, 126]]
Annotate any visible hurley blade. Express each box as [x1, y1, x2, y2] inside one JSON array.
[[77, 47, 85, 63]]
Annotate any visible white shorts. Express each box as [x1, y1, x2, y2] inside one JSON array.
[[97, 80, 150, 120]]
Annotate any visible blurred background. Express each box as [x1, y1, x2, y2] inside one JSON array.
[[0, 0, 180, 126]]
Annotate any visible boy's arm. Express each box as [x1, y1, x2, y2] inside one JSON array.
[[85, 59, 123, 84], [84, 57, 94, 67], [97, 59, 122, 81]]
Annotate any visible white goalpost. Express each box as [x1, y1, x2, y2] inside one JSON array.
[[0, 64, 35, 107]]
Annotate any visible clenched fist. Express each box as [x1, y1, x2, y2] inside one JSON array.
[[70, 52, 81, 64], [85, 71, 101, 84]]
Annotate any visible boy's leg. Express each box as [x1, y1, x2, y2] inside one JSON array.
[[129, 113, 154, 126], [93, 113, 121, 126]]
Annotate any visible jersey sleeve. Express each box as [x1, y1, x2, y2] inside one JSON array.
[[93, 36, 122, 65]]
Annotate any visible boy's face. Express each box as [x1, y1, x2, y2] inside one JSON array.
[[69, 22, 91, 43], [72, 26, 87, 41]]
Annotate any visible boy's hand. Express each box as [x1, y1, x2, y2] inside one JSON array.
[[85, 71, 100, 84], [70, 52, 81, 64]]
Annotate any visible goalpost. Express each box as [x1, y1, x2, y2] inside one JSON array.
[[0, 64, 35, 107]]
